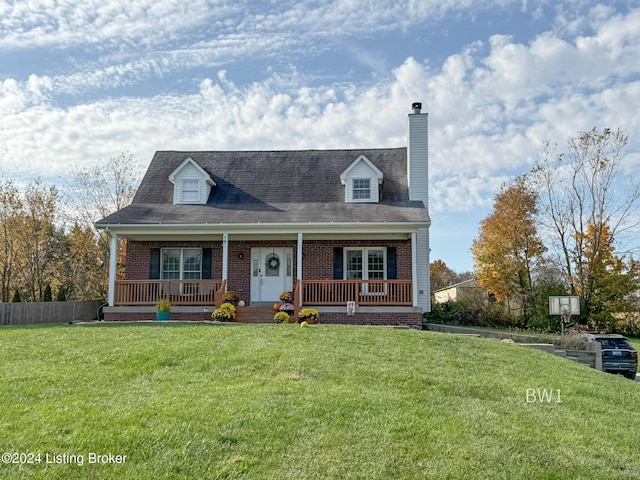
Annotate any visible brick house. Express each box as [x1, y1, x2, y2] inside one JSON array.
[[96, 102, 431, 326]]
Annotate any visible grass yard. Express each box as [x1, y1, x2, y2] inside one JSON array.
[[1, 322, 639, 479]]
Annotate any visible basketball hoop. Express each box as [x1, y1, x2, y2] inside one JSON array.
[[549, 296, 580, 336]]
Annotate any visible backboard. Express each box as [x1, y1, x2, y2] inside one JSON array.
[[549, 296, 580, 316]]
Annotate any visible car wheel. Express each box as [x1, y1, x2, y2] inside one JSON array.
[[631, 372, 637, 381]]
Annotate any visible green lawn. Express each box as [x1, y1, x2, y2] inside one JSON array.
[[1, 323, 639, 479]]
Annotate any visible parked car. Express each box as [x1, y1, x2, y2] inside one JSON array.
[[584, 334, 638, 380]]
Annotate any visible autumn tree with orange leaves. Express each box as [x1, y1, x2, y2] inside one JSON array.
[[472, 177, 546, 321], [574, 222, 640, 329]]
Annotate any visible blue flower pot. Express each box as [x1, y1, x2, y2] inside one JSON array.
[[156, 312, 170, 321]]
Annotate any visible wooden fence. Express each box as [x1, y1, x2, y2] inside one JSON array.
[[0, 301, 105, 326]]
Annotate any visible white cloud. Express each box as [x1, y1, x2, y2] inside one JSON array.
[[0, 0, 530, 52], [0, 0, 231, 49], [1, 2, 639, 225], [0, 79, 27, 112]]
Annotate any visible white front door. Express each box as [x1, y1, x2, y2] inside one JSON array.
[[250, 248, 294, 303]]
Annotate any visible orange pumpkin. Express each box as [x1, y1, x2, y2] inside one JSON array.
[[273, 303, 281, 312]]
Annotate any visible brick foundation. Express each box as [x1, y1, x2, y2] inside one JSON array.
[[318, 311, 422, 327], [104, 308, 422, 326], [104, 311, 215, 322]]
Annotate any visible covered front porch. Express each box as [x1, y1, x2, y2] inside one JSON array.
[[102, 226, 428, 325]]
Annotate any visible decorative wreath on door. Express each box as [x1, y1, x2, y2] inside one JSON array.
[[266, 254, 280, 276]]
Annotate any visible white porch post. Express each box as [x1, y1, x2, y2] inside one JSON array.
[[411, 231, 419, 308], [297, 233, 303, 306], [222, 233, 229, 282], [108, 233, 118, 306]]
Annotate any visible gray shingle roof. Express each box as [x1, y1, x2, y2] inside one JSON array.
[[96, 148, 429, 226]]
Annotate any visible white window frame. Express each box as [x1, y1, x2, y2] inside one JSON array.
[[344, 247, 387, 295], [181, 179, 201, 203], [161, 248, 203, 280], [352, 178, 371, 201]]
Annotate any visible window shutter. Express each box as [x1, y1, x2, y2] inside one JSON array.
[[333, 247, 343, 280], [387, 247, 397, 279], [202, 248, 212, 279], [150, 248, 161, 279]]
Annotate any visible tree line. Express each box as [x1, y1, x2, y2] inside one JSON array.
[[431, 127, 640, 335], [0, 153, 140, 303]]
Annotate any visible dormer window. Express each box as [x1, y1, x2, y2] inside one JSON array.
[[340, 154, 383, 203], [169, 157, 216, 205], [181, 179, 201, 203], [352, 179, 371, 200]]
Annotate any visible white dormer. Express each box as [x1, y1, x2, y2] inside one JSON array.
[[169, 157, 216, 204], [340, 154, 384, 203]]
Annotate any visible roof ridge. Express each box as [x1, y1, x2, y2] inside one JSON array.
[[153, 146, 406, 154]]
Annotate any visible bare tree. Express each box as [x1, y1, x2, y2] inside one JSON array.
[[69, 151, 142, 227], [66, 152, 142, 299], [532, 127, 640, 320]]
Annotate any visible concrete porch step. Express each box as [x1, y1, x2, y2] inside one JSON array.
[[235, 306, 277, 324]]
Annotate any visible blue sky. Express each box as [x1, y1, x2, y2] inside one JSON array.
[[1, 0, 639, 272]]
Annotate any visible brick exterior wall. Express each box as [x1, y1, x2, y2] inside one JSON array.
[[126, 241, 222, 280], [301, 239, 412, 280], [126, 238, 412, 284]]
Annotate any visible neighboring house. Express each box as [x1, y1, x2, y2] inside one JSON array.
[[433, 279, 486, 304], [96, 102, 431, 326]]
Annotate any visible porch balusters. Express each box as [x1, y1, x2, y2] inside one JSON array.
[[301, 280, 412, 306]]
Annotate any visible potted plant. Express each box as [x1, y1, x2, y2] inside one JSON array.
[[299, 308, 319, 324], [274, 311, 290, 324], [279, 302, 295, 315], [223, 291, 240, 305], [156, 298, 171, 321], [212, 302, 237, 322], [279, 291, 294, 303]]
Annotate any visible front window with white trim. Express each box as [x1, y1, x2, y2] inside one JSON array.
[[345, 248, 386, 280], [352, 178, 371, 200], [162, 248, 202, 280]]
